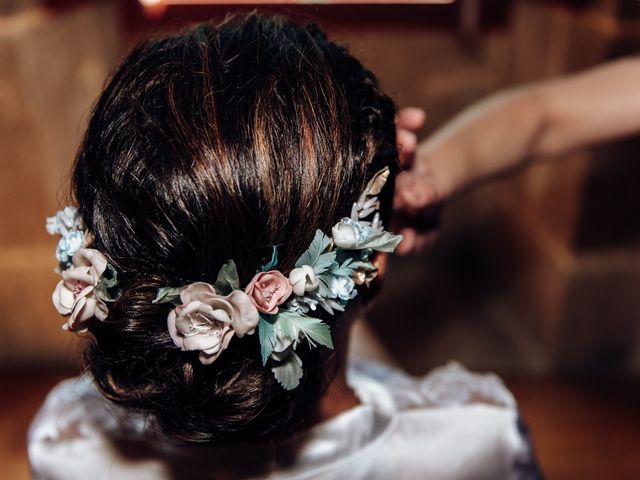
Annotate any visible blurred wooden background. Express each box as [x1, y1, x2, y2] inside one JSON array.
[[1, 0, 640, 478]]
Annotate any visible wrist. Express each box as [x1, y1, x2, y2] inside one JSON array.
[[413, 140, 467, 201]]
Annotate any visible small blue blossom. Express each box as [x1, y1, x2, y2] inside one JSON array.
[[56, 231, 85, 269], [327, 275, 357, 301], [46, 206, 83, 236]]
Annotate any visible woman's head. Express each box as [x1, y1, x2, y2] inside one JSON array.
[[72, 13, 397, 444]]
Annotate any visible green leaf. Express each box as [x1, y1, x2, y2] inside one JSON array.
[[295, 230, 331, 269], [316, 274, 334, 299], [152, 286, 183, 304], [271, 350, 303, 390], [359, 231, 404, 252], [349, 260, 375, 272], [331, 258, 355, 277], [313, 251, 337, 275], [258, 315, 276, 366], [93, 264, 122, 302], [260, 246, 279, 272], [100, 263, 119, 289], [214, 259, 240, 295], [277, 311, 333, 349]]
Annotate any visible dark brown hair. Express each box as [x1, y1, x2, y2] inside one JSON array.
[[72, 13, 397, 444]]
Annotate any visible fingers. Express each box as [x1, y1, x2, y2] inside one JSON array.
[[394, 171, 440, 210], [396, 228, 439, 256], [393, 107, 440, 256], [396, 107, 426, 167], [395, 228, 416, 255], [397, 107, 426, 131], [397, 128, 418, 167]]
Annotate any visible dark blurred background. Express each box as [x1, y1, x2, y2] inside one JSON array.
[[1, 0, 639, 478]]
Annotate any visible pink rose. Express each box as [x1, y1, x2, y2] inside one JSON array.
[[244, 271, 293, 314], [51, 248, 109, 332], [167, 282, 259, 365]]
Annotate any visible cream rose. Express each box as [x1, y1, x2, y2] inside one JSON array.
[[51, 248, 109, 332], [167, 282, 259, 365], [245, 271, 293, 314], [288, 265, 319, 296], [331, 218, 371, 249]]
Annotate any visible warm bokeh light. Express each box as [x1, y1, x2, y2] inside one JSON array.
[[138, 0, 455, 5]]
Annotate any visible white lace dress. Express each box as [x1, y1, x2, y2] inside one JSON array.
[[28, 359, 542, 479]]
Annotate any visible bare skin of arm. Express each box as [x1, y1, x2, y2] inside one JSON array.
[[394, 58, 640, 253]]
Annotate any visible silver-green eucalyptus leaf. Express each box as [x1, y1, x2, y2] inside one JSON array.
[[277, 311, 333, 349], [258, 315, 276, 366], [295, 229, 334, 273], [358, 231, 403, 252], [152, 286, 184, 305], [260, 246, 279, 272], [271, 350, 303, 390], [214, 259, 240, 294]]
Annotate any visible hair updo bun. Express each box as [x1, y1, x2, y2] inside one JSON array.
[[72, 12, 397, 444]]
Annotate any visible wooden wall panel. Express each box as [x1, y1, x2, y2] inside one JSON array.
[[0, 2, 121, 363]]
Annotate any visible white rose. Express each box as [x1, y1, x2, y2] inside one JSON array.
[[167, 282, 260, 365], [331, 218, 372, 249], [288, 265, 319, 296], [51, 248, 109, 332]]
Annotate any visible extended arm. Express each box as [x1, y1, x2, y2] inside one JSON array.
[[400, 57, 640, 204]]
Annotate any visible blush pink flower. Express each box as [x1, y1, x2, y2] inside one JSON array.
[[51, 248, 109, 332], [167, 282, 259, 365], [244, 271, 293, 314]]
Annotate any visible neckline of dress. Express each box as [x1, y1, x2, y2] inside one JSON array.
[[276, 366, 399, 479]]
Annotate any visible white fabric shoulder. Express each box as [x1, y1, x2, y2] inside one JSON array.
[[28, 375, 170, 480], [28, 361, 540, 480], [348, 358, 517, 410]]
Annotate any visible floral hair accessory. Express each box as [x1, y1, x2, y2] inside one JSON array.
[[48, 208, 120, 331], [46, 206, 89, 270], [155, 167, 402, 390], [166, 281, 259, 364]]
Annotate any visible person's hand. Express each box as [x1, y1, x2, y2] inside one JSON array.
[[393, 107, 442, 255]]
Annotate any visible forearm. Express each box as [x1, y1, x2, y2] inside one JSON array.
[[414, 87, 545, 198], [416, 57, 640, 198], [533, 58, 640, 156]]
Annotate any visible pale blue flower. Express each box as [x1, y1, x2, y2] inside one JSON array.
[[56, 231, 85, 269], [327, 275, 356, 301], [46, 206, 83, 236]]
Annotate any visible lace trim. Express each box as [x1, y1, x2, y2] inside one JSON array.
[[28, 375, 145, 445], [418, 361, 517, 409]]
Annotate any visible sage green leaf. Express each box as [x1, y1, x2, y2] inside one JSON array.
[[152, 286, 184, 305], [295, 229, 334, 274], [258, 315, 276, 366], [331, 258, 355, 278], [359, 231, 403, 252], [93, 264, 120, 302], [214, 259, 240, 295], [271, 350, 303, 390], [260, 246, 279, 272], [316, 274, 334, 299], [349, 260, 375, 272], [100, 263, 119, 289], [312, 251, 336, 275], [277, 311, 333, 349]]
